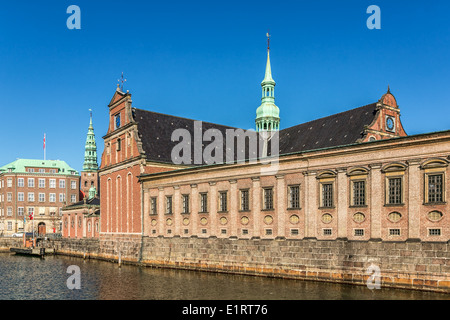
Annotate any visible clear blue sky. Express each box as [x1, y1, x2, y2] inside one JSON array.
[[1, 0, 449, 172]]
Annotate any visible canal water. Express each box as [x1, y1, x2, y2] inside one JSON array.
[[0, 253, 448, 300]]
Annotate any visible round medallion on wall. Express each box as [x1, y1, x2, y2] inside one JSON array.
[[264, 215, 273, 225], [388, 212, 402, 223], [166, 218, 173, 226], [427, 211, 443, 222], [241, 216, 249, 225], [151, 219, 157, 226], [321, 213, 333, 224], [353, 212, 365, 223], [220, 216, 228, 225], [200, 217, 208, 225], [182, 218, 190, 226], [289, 214, 299, 224]]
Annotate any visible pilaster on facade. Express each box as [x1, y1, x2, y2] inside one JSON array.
[[251, 176, 261, 239], [173, 185, 181, 236], [336, 168, 348, 239], [229, 179, 238, 238], [369, 163, 382, 240], [303, 171, 317, 238], [276, 174, 285, 238], [407, 158, 422, 240]]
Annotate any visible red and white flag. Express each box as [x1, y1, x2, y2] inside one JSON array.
[[43, 134, 46, 150]]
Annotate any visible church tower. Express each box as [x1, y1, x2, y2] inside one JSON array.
[[81, 110, 99, 198], [256, 33, 280, 132]]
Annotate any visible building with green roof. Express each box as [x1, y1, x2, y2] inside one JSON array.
[[0, 158, 80, 236]]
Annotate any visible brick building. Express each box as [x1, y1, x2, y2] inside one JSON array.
[[0, 159, 80, 236], [98, 45, 449, 244]]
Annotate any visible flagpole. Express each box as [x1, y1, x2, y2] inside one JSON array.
[[44, 133, 46, 161]]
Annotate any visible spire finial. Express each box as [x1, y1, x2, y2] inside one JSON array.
[[387, 84, 391, 93], [118, 72, 127, 91], [266, 30, 270, 50]]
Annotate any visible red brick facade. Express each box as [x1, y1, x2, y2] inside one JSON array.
[[99, 88, 181, 238]]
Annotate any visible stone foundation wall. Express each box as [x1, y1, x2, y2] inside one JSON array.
[[2, 236, 450, 293]]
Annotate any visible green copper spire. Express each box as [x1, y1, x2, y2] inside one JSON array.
[[256, 33, 280, 132], [88, 185, 97, 200], [82, 110, 98, 172]]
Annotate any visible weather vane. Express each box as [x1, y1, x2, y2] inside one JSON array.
[[266, 30, 271, 50], [118, 72, 127, 91]]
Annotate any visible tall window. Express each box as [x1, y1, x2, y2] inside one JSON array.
[[17, 178, 24, 187], [28, 192, 35, 202], [288, 185, 300, 209], [150, 197, 157, 215], [17, 192, 24, 202], [200, 193, 208, 213], [28, 178, 35, 188], [59, 179, 66, 189], [165, 196, 173, 214], [428, 174, 444, 203], [263, 188, 273, 210], [240, 189, 249, 211], [117, 138, 121, 151], [219, 191, 227, 212], [115, 113, 121, 129], [49, 179, 56, 188], [39, 193, 45, 202], [38, 179, 45, 188], [182, 194, 190, 214], [352, 181, 366, 206], [322, 183, 333, 208], [388, 177, 402, 204]]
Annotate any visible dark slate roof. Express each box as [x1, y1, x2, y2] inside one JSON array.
[[132, 103, 378, 165], [133, 108, 262, 164], [278, 103, 377, 154]]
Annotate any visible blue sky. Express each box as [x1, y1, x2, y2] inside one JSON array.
[[1, 0, 449, 172]]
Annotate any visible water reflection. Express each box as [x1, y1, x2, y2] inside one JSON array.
[[0, 253, 448, 300]]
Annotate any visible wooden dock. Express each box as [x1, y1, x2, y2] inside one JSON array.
[[10, 247, 54, 257]]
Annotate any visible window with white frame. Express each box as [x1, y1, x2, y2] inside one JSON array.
[[71, 181, 77, 189], [38, 178, 45, 188], [263, 187, 274, 210], [49, 193, 56, 202], [28, 178, 35, 188], [49, 179, 56, 188], [165, 196, 173, 214], [71, 194, 76, 203], [321, 183, 333, 208], [17, 178, 24, 187], [59, 179, 66, 189], [240, 189, 249, 211], [288, 185, 300, 209], [59, 193, 65, 203], [28, 192, 35, 202], [150, 197, 157, 215], [219, 191, 227, 212], [352, 180, 366, 206], [200, 193, 208, 213], [182, 194, 190, 214], [39, 193, 45, 202]]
